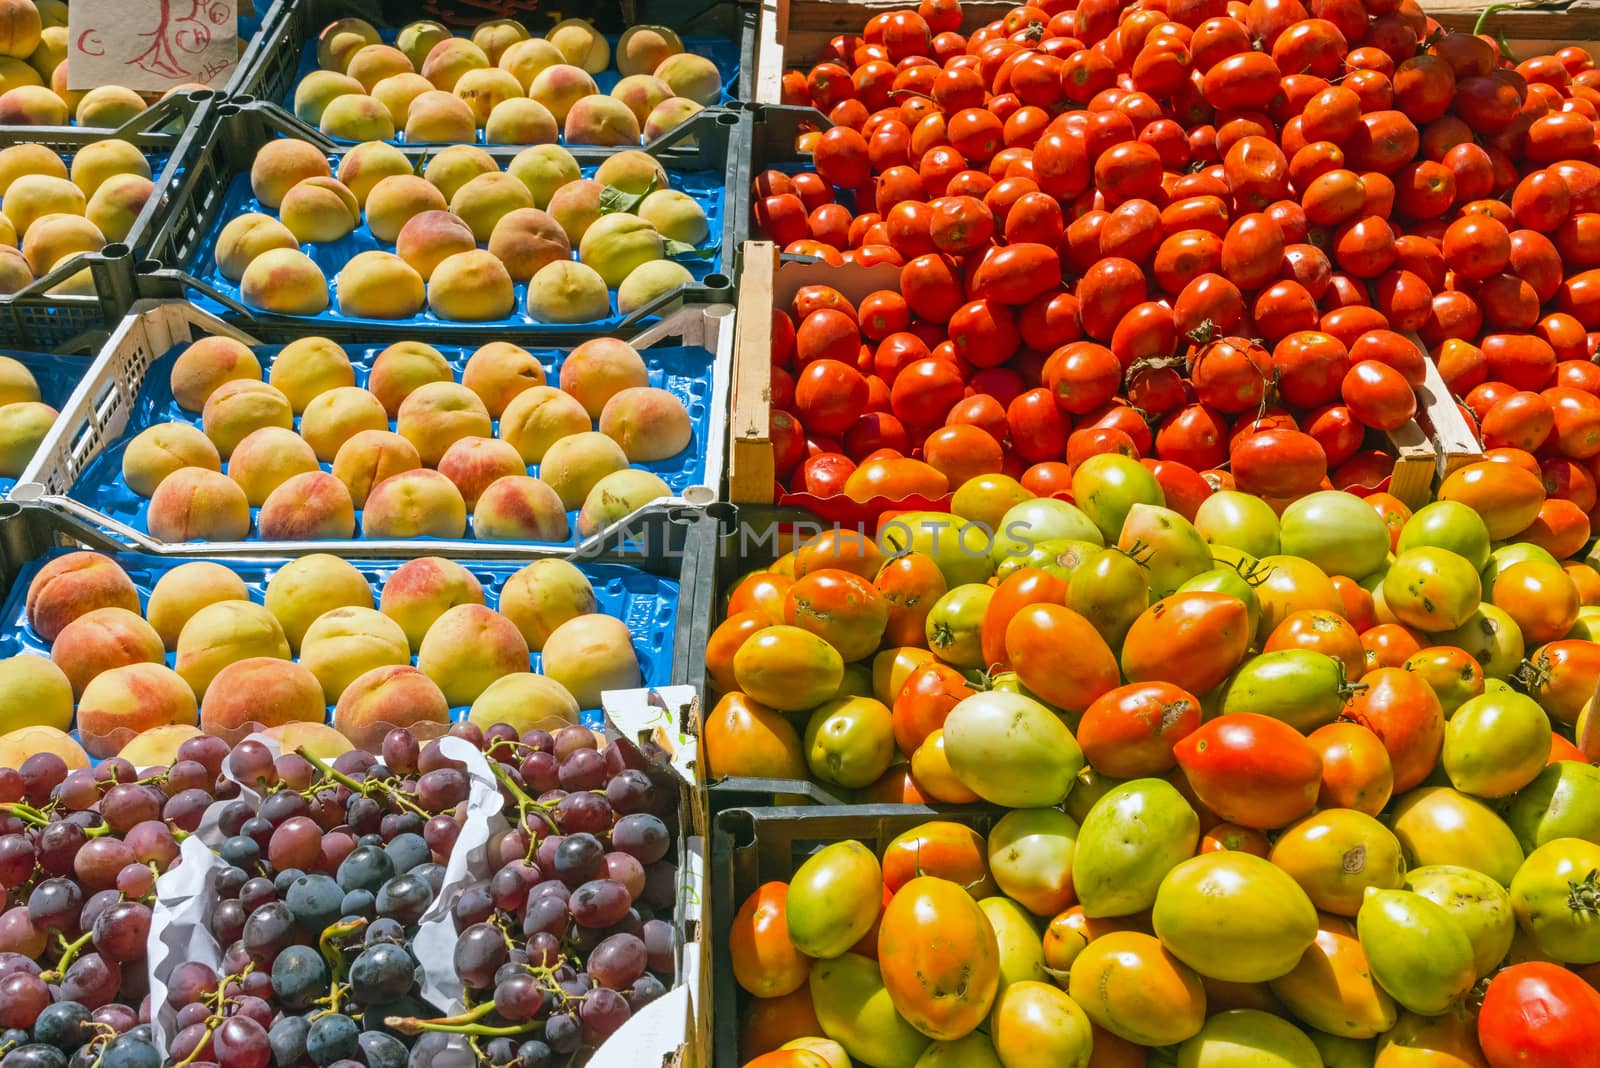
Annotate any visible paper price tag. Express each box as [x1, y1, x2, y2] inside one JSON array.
[[67, 0, 238, 93]]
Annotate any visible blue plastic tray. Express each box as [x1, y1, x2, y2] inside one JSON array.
[[288, 31, 741, 147], [66, 337, 715, 545], [0, 548, 681, 739], [185, 157, 724, 330], [0, 349, 93, 496]]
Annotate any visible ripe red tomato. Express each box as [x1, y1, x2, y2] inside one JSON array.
[[1479, 963, 1600, 1068], [1173, 713, 1322, 829]]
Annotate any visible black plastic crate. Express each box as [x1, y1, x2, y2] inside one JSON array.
[[731, 102, 828, 251]]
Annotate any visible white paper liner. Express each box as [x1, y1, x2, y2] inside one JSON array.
[[146, 834, 228, 1060]]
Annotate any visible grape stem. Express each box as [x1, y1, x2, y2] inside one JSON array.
[[0, 802, 49, 827], [296, 747, 430, 819], [488, 761, 560, 836], [384, 1005, 540, 1037], [40, 929, 94, 981], [170, 1017, 221, 1068]]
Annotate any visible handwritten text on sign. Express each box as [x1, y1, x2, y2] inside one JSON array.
[[68, 0, 238, 93]]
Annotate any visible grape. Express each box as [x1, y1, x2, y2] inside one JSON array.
[[454, 924, 510, 990], [605, 770, 654, 814], [164, 760, 210, 795], [336, 846, 394, 895], [570, 880, 632, 928], [587, 933, 648, 990], [641, 919, 677, 975], [416, 770, 468, 813], [216, 866, 247, 899], [275, 754, 315, 791], [230, 995, 274, 1030], [406, 1032, 476, 1068], [175, 1002, 211, 1030], [305, 1012, 359, 1066], [534, 835, 563, 874], [163, 789, 212, 833], [348, 943, 415, 1005], [553, 834, 605, 886], [558, 749, 606, 791], [0, 972, 49, 1029], [0, 835, 35, 888], [100, 785, 159, 833], [268, 817, 323, 873], [482, 723, 519, 751], [286, 874, 344, 932], [522, 895, 567, 939], [270, 946, 328, 1011], [92, 902, 151, 964], [266, 1016, 309, 1068], [450, 882, 494, 931], [240, 817, 274, 854], [217, 802, 253, 839], [165, 961, 219, 1009], [604, 852, 647, 900], [346, 796, 382, 837], [422, 816, 460, 861], [519, 752, 559, 793], [544, 1012, 581, 1055], [115, 863, 156, 899], [3, 1045, 68, 1068], [354, 1032, 406, 1068], [100, 1036, 160, 1068], [612, 814, 671, 865], [578, 987, 631, 1044], [0, 907, 43, 957], [630, 973, 667, 1009], [212, 1015, 270, 1068], [35, 1000, 93, 1051], [223, 939, 253, 977], [340, 889, 375, 919], [72, 838, 135, 892], [60, 952, 119, 1009], [381, 730, 419, 776], [0, 768, 18, 803], [28, 878, 83, 935], [258, 791, 308, 827], [36, 822, 86, 876], [55, 770, 98, 811], [553, 726, 596, 760], [227, 742, 276, 790], [319, 832, 358, 875], [20, 753, 67, 805], [553, 792, 611, 835], [335, 750, 377, 776], [210, 899, 247, 944], [274, 869, 304, 896], [484, 1036, 519, 1066], [81, 888, 121, 935], [219, 836, 261, 871], [123, 821, 178, 868], [516, 1039, 552, 1068], [382, 833, 429, 876], [364, 917, 405, 945], [642, 862, 677, 909], [490, 862, 539, 913], [241, 901, 295, 966], [374, 874, 431, 924], [526, 931, 561, 968]]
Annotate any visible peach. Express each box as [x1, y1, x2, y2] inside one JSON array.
[[539, 430, 628, 509], [372, 72, 434, 128], [226, 426, 318, 506], [427, 250, 516, 322], [595, 150, 669, 196], [368, 340, 453, 414], [454, 67, 522, 127], [578, 212, 663, 288], [498, 384, 590, 463], [202, 379, 293, 459], [77, 663, 198, 759], [541, 613, 640, 707], [422, 143, 497, 201], [525, 260, 610, 324], [644, 97, 703, 142], [0, 355, 37, 405], [45, 257, 95, 297], [499, 559, 596, 651], [546, 178, 603, 245], [638, 188, 708, 244], [68, 139, 149, 197], [215, 213, 299, 283], [301, 386, 390, 461], [472, 476, 570, 542], [484, 98, 558, 145], [655, 53, 722, 106], [145, 561, 250, 649], [50, 606, 164, 697], [617, 26, 683, 77], [75, 86, 145, 127], [299, 606, 411, 702], [437, 435, 525, 508], [200, 657, 325, 741], [379, 556, 485, 649], [421, 38, 489, 91], [0, 655, 72, 732], [240, 249, 331, 316], [334, 664, 450, 749], [361, 469, 468, 539], [617, 259, 693, 315], [508, 143, 580, 209], [485, 208, 569, 285], [319, 93, 395, 141], [336, 140, 411, 206], [117, 723, 203, 769], [577, 468, 671, 536], [46, 61, 80, 113], [3, 174, 85, 238], [317, 18, 381, 72], [0, 144, 64, 194], [416, 603, 529, 705], [346, 44, 413, 92], [336, 250, 426, 319], [259, 471, 357, 540], [0, 247, 27, 294], [396, 381, 490, 464], [293, 70, 364, 125], [559, 337, 649, 417], [599, 386, 691, 461], [0, 84, 65, 124], [147, 467, 251, 542], [395, 209, 475, 282], [120, 423, 219, 496], [0, 724, 88, 771], [611, 74, 673, 127], [0, 400, 56, 476], [0, 55, 37, 95], [468, 673, 579, 732], [548, 19, 609, 74], [365, 174, 448, 242], [268, 336, 354, 412], [332, 429, 421, 508], [175, 600, 292, 699], [404, 89, 476, 144], [263, 553, 374, 651], [21, 213, 103, 276], [249, 140, 332, 210], [499, 37, 563, 92], [472, 19, 529, 64], [0, 0, 42, 58], [396, 20, 451, 70], [449, 171, 534, 242], [80, 172, 149, 243], [259, 720, 354, 759], [528, 63, 597, 124], [171, 336, 262, 412], [462, 341, 547, 416], [30, 0, 61, 30], [564, 95, 640, 147], [280, 176, 358, 243]]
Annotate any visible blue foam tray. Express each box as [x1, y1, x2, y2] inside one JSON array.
[[287, 31, 741, 147], [0, 549, 681, 739], [0, 349, 93, 496], [184, 157, 724, 330], [66, 337, 714, 545]]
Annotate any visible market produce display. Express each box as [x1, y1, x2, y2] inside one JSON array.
[[0, 354, 55, 478], [298, 17, 720, 146]]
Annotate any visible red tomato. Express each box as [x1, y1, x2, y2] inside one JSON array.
[[1077, 681, 1202, 777], [1478, 962, 1600, 1068], [1173, 713, 1322, 829]]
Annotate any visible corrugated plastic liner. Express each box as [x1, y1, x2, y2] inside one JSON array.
[[65, 338, 713, 545]]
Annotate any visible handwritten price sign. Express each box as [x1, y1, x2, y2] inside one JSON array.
[[68, 0, 238, 93]]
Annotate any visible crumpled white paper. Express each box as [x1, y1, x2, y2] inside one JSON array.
[[146, 834, 228, 1060]]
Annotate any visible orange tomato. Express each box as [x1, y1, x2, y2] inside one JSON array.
[[1342, 667, 1445, 793], [874, 552, 949, 648], [878, 876, 1001, 1038], [1006, 604, 1121, 711], [731, 883, 811, 999], [708, 612, 773, 694], [982, 568, 1070, 672], [703, 692, 807, 782], [1307, 721, 1395, 816], [1076, 681, 1202, 778], [882, 821, 995, 897], [1265, 609, 1366, 680]]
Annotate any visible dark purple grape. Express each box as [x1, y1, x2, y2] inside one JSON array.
[[629, 973, 667, 1010], [482, 723, 519, 752], [534, 835, 563, 874], [453, 924, 509, 990], [446, 722, 484, 747], [0, 972, 49, 1029], [275, 754, 314, 791], [258, 791, 308, 827], [569, 880, 631, 929], [90, 1002, 138, 1034], [164, 760, 210, 794], [163, 789, 213, 833], [526, 931, 561, 968], [166, 961, 220, 1008], [545, 1013, 580, 1055], [124, 821, 178, 868], [20, 752, 68, 805], [450, 882, 494, 932], [422, 816, 460, 860], [557, 749, 605, 791], [215, 866, 248, 899], [519, 752, 559, 793], [0, 834, 35, 889], [490, 862, 539, 913], [100, 785, 160, 833], [56, 770, 99, 811], [28, 877, 83, 935], [178, 734, 229, 776], [175, 1001, 210, 1030], [521, 729, 554, 753], [521, 895, 567, 940], [552, 726, 595, 760], [416, 770, 468, 813], [604, 770, 654, 815], [36, 822, 86, 876], [239, 878, 276, 911], [612, 814, 670, 865], [227, 742, 276, 790], [60, 952, 120, 1009], [553, 793, 611, 835], [241, 902, 295, 966], [641, 862, 676, 910], [578, 987, 630, 1044], [381, 730, 419, 776], [586, 933, 647, 990], [92, 902, 152, 964], [641, 919, 676, 975], [553, 834, 605, 887], [217, 801, 253, 839]]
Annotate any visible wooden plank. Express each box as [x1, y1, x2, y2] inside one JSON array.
[[1412, 336, 1486, 478], [730, 243, 778, 503]]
